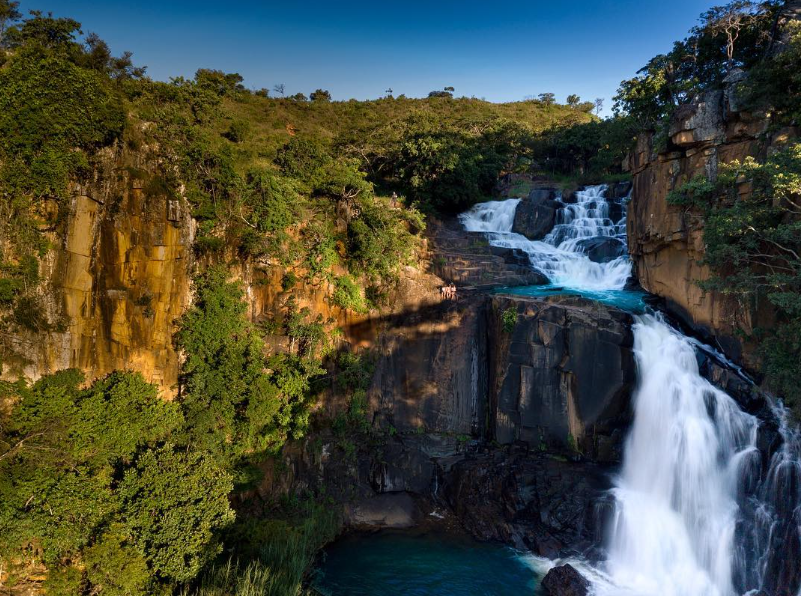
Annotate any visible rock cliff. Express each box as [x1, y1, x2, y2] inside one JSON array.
[[627, 77, 797, 365], [1, 146, 194, 393], [489, 295, 634, 462]]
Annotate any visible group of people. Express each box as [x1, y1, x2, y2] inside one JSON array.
[[440, 283, 457, 301]]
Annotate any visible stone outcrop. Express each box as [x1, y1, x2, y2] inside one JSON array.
[[443, 446, 610, 557], [429, 218, 547, 288], [344, 492, 421, 529], [489, 295, 635, 462], [367, 294, 489, 436], [365, 293, 636, 463], [512, 187, 561, 240], [626, 74, 797, 365], [541, 564, 590, 596]]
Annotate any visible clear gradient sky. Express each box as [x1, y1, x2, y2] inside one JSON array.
[[22, 0, 716, 114]]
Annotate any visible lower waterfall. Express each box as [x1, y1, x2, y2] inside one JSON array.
[[600, 314, 758, 596]]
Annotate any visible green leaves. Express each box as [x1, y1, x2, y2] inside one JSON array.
[[177, 267, 328, 470], [119, 446, 235, 583], [331, 274, 368, 312], [613, 1, 780, 129], [346, 194, 423, 282], [0, 369, 232, 594]]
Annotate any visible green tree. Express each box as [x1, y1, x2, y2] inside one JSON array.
[[538, 92, 556, 106], [177, 267, 284, 467], [668, 143, 801, 415], [0, 370, 231, 594], [0, 0, 20, 45], [0, 12, 125, 272], [310, 88, 331, 102], [119, 445, 235, 583], [701, 1, 760, 67], [566, 93, 581, 107]]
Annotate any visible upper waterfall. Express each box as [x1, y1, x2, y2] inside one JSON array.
[[458, 185, 631, 292]]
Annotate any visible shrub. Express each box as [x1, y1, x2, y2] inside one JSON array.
[[0, 370, 231, 594], [668, 144, 801, 416], [501, 306, 517, 333], [331, 274, 368, 312]]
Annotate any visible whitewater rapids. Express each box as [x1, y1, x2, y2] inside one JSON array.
[[458, 185, 631, 291]]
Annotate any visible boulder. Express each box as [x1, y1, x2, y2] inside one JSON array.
[[541, 564, 590, 596], [512, 188, 560, 240], [669, 90, 725, 148], [371, 439, 435, 493], [723, 68, 748, 115], [575, 237, 626, 263], [344, 492, 421, 529]]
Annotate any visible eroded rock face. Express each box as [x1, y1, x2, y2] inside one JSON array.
[[512, 188, 561, 240], [490, 295, 635, 462], [443, 446, 610, 557], [429, 219, 547, 288], [1, 146, 194, 395], [626, 74, 796, 367], [366, 294, 635, 464], [368, 294, 489, 436]]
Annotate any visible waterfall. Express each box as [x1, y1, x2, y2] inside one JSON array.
[[458, 185, 631, 291], [458, 186, 801, 594], [598, 315, 759, 596]]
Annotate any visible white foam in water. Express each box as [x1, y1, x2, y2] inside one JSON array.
[[458, 185, 631, 291]]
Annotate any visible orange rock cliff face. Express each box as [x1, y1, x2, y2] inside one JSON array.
[[0, 144, 444, 396], [2, 146, 193, 394], [626, 73, 798, 366]]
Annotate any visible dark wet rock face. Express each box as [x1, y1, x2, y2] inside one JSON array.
[[368, 294, 489, 437], [490, 295, 635, 462], [541, 564, 590, 596], [512, 188, 561, 240], [443, 447, 611, 558], [575, 237, 626, 263]]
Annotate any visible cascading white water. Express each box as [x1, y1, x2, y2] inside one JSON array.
[[598, 315, 760, 596], [460, 185, 801, 595], [458, 185, 631, 291]]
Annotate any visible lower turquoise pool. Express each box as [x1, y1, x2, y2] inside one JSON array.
[[313, 531, 541, 596]]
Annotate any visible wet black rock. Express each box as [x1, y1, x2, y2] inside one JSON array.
[[575, 237, 626, 263], [490, 295, 635, 461], [512, 188, 561, 240], [541, 564, 590, 596], [608, 181, 633, 199], [444, 448, 611, 558]]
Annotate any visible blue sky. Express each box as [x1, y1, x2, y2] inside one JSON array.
[[22, 0, 714, 114]]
